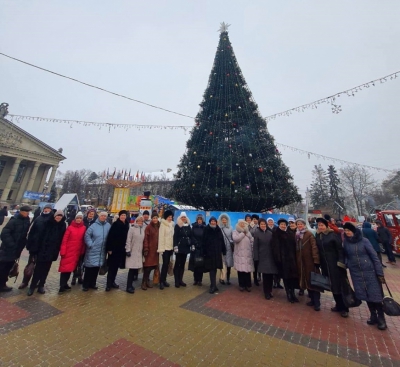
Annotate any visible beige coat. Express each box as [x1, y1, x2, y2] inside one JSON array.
[[125, 223, 145, 269], [158, 219, 175, 253]]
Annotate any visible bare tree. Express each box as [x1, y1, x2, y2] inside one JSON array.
[[340, 166, 377, 216]]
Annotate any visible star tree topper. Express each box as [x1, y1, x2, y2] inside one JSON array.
[[218, 22, 231, 33]]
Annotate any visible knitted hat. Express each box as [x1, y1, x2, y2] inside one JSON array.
[[54, 209, 64, 217], [196, 213, 205, 222], [316, 217, 329, 227], [179, 211, 187, 218], [277, 218, 288, 225], [209, 216, 217, 224], [75, 211, 84, 218], [343, 222, 357, 233], [295, 218, 307, 225], [118, 210, 128, 217], [151, 210, 159, 218], [44, 204, 53, 209], [143, 210, 150, 216], [244, 214, 252, 220], [266, 217, 274, 223], [324, 214, 332, 221], [163, 210, 173, 219], [251, 214, 259, 220], [99, 211, 108, 216]]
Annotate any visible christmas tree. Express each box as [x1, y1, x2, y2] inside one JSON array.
[[171, 23, 301, 212]]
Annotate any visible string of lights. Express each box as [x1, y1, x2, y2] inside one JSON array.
[[1, 52, 399, 124], [7, 113, 395, 173]]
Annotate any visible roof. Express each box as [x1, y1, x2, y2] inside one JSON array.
[[1, 117, 66, 160], [54, 194, 80, 210], [378, 210, 400, 214]]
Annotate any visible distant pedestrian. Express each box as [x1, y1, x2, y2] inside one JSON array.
[[142, 211, 160, 290], [376, 221, 395, 265], [218, 213, 233, 285], [189, 214, 206, 286], [158, 210, 175, 290], [58, 212, 86, 292], [362, 221, 386, 268]]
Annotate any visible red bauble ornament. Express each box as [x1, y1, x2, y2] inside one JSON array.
[[258, 168, 263, 172], [209, 132, 213, 135]]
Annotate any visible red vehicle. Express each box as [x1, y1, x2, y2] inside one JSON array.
[[375, 210, 400, 255]]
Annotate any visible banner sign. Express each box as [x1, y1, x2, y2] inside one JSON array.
[[23, 191, 50, 200]]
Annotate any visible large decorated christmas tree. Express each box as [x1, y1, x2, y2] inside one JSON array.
[[171, 23, 301, 212]]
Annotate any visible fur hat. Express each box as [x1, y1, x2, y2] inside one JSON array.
[[163, 210, 173, 220], [343, 222, 357, 233], [143, 210, 150, 216], [118, 210, 128, 217], [277, 218, 288, 225], [75, 211, 84, 218], [54, 209, 64, 217], [316, 217, 329, 227], [324, 214, 332, 221], [251, 214, 259, 220], [179, 211, 188, 218]]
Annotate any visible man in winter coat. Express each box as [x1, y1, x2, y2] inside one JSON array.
[[83, 212, 111, 291], [362, 221, 386, 267], [18, 204, 54, 289], [376, 220, 395, 265], [0, 205, 31, 292], [0, 206, 8, 226]]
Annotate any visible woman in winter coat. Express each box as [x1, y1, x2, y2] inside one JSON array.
[[125, 215, 145, 294], [27, 210, 67, 296], [173, 212, 193, 288], [105, 210, 130, 291], [59, 211, 86, 292], [232, 219, 254, 292], [203, 216, 226, 294], [189, 214, 206, 286], [295, 218, 321, 311], [142, 211, 160, 290], [271, 218, 298, 303], [315, 218, 349, 317], [83, 212, 111, 291], [218, 213, 234, 285], [362, 222, 384, 266], [157, 210, 174, 290], [253, 219, 277, 300], [343, 222, 387, 330]]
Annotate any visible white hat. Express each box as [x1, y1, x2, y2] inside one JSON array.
[[267, 217, 274, 222], [99, 211, 108, 216], [75, 211, 83, 218], [179, 212, 187, 218]]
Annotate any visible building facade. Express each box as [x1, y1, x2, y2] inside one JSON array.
[[0, 113, 65, 205]]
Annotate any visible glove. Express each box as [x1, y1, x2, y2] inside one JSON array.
[[126, 252, 131, 257], [191, 245, 196, 252], [378, 276, 386, 284], [174, 246, 179, 253], [143, 250, 149, 257]]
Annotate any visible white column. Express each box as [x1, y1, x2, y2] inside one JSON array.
[[25, 161, 41, 192], [1, 157, 22, 201], [47, 165, 58, 192], [38, 165, 50, 192]]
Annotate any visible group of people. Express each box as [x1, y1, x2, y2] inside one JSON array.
[[0, 207, 391, 331]]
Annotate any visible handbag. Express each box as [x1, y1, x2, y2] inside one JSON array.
[[168, 258, 174, 276], [221, 228, 234, 253], [153, 266, 160, 285], [194, 255, 205, 268], [24, 259, 36, 281], [8, 259, 19, 282], [99, 262, 108, 275], [341, 277, 362, 308], [383, 283, 400, 316], [310, 271, 331, 292]]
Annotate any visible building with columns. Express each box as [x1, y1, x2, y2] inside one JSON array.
[[0, 114, 65, 205]]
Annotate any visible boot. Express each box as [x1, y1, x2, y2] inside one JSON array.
[[367, 303, 378, 325], [290, 289, 299, 303], [376, 305, 387, 330], [174, 267, 180, 288], [226, 268, 231, 285], [253, 272, 259, 286], [141, 279, 147, 291], [179, 268, 186, 287], [285, 288, 293, 303]]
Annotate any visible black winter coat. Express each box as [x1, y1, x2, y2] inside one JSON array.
[[27, 213, 52, 254], [106, 219, 130, 269], [189, 222, 206, 272], [377, 226, 392, 244], [316, 229, 347, 294], [0, 214, 31, 261], [271, 228, 298, 279], [84, 215, 97, 229], [173, 223, 194, 255], [202, 225, 225, 271], [34, 216, 67, 262], [253, 228, 277, 274], [0, 207, 7, 225]]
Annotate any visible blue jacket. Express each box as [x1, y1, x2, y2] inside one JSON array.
[[84, 218, 111, 267], [362, 222, 380, 252], [344, 229, 384, 303]]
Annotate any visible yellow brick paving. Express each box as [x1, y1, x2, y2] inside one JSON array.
[[1, 256, 366, 367]]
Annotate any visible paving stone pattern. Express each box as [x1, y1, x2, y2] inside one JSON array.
[[0, 251, 400, 366]]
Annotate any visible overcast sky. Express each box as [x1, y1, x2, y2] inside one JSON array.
[[2, 1, 399, 198]]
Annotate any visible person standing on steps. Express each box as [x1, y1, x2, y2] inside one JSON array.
[[295, 218, 321, 311], [59, 212, 86, 292], [105, 210, 130, 291], [158, 210, 175, 290], [271, 218, 299, 303], [0, 205, 31, 292], [203, 216, 226, 294], [189, 214, 206, 286], [173, 212, 193, 288], [253, 218, 277, 300], [218, 213, 233, 286], [82, 212, 111, 291], [343, 222, 387, 330], [27, 210, 67, 296], [142, 211, 160, 290], [125, 216, 145, 294], [232, 219, 254, 292], [315, 217, 349, 318]]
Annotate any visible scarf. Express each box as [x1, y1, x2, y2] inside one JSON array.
[[296, 228, 307, 241]]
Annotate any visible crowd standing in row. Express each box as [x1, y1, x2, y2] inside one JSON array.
[[0, 207, 391, 331]]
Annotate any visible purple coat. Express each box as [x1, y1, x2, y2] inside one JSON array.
[[232, 223, 254, 273]]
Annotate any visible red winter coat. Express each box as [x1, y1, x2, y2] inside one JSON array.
[[58, 220, 86, 273]]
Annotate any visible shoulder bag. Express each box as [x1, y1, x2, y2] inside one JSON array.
[[383, 283, 400, 316], [221, 228, 234, 253], [310, 234, 332, 292], [8, 259, 19, 282]]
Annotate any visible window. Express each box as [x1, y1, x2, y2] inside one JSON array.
[[384, 214, 394, 227], [7, 190, 13, 200], [14, 163, 26, 183], [394, 214, 400, 226], [0, 160, 6, 177]]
